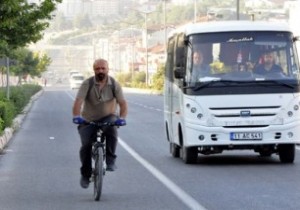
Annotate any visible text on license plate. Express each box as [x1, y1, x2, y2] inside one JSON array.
[[230, 132, 263, 140]]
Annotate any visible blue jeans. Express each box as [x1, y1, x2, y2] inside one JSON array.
[[78, 114, 118, 178]]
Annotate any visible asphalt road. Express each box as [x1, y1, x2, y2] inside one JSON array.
[[0, 85, 300, 210]]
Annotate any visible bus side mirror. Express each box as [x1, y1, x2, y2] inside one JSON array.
[[293, 36, 300, 42], [174, 67, 185, 79], [174, 46, 186, 79]]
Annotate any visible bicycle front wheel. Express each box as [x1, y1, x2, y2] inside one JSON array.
[[94, 147, 104, 201]]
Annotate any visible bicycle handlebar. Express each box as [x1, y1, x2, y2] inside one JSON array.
[[83, 121, 124, 127]]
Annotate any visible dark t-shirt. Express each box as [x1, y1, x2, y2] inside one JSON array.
[[254, 64, 283, 75]]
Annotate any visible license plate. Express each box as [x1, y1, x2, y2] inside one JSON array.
[[230, 132, 263, 140]]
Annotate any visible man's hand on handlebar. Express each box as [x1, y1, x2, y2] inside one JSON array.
[[73, 116, 126, 126], [115, 118, 126, 126], [73, 116, 86, 124]]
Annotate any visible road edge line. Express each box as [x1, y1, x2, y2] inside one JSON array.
[[119, 138, 207, 210]]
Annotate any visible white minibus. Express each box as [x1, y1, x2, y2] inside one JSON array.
[[164, 21, 300, 164]]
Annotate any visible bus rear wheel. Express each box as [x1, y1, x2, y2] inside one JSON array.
[[278, 144, 295, 163], [182, 146, 198, 164]]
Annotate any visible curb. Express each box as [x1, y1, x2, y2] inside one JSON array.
[[0, 89, 44, 153]]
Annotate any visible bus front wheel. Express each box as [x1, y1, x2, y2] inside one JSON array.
[[182, 146, 198, 164], [278, 144, 295, 163]]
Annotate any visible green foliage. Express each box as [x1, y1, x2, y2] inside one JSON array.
[[0, 84, 42, 134], [151, 64, 164, 91], [0, 0, 62, 56], [9, 87, 28, 114], [115, 71, 147, 88], [0, 100, 15, 130], [8, 48, 51, 81], [34, 52, 52, 77], [11, 48, 38, 78], [115, 72, 131, 86], [132, 71, 146, 85]]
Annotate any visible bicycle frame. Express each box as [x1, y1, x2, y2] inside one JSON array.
[[89, 121, 116, 201]]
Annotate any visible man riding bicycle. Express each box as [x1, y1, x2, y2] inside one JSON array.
[[72, 58, 128, 189]]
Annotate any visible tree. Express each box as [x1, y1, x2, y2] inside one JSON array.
[[10, 48, 38, 83], [9, 48, 51, 84], [0, 0, 62, 56], [34, 52, 52, 77], [152, 64, 164, 91]]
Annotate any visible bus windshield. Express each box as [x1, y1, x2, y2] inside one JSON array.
[[186, 31, 300, 86]]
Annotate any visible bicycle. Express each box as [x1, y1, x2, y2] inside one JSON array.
[[85, 120, 123, 201]]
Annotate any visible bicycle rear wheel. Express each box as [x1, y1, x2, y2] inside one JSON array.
[[94, 147, 104, 201]]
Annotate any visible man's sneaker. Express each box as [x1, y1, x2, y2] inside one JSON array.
[[106, 163, 117, 172], [80, 176, 90, 189]]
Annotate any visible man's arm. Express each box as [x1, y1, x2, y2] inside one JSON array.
[[72, 98, 84, 116], [118, 99, 128, 119]]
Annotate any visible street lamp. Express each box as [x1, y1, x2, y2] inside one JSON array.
[[126, 7, 155, 86], [141, 10, 155, 86], [144, 12, 149, 86], [194, 0, 197, 23], [132, 9, 154, 86], [163, 0, 167, 55]]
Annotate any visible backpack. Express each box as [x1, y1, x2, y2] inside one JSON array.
[[86, 76, 116, 99]]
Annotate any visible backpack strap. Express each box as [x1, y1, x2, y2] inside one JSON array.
[[85, 76, 94, 100], [109, 76, 116, 98], [85, 76, 116, 99]]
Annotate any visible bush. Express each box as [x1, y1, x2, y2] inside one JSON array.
[[115, 72, 131, 86], [9, 84, 42, 114], [151, 64, 164, 91], [0, 100, 15, 130], [0, 84, 42, 134], [114, 67, 164, 91]]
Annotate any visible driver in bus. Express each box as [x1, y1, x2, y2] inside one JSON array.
[[252, 51, 284, 75], [191, 50, 211, 83]]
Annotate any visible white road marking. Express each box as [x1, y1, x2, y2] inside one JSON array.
[[128, 101, 163, 112], [65, 91, 75, 100], [119, 138, 207, 210]]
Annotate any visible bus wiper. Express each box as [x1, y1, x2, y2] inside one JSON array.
[[192, 79, 243, 91], [256, 80, 295, 89], [190, 79, 295, 91]]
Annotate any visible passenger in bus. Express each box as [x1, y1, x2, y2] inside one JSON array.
[[191, 50, 211, 82], [252, 51, 283, 75]]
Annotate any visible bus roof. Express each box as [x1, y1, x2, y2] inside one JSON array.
[[168, 21, 292, 38]]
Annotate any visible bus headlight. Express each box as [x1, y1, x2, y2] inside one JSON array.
[[294, 105, 299, 111], [288, 111, 293, 117], [191, 107, 197, 113]]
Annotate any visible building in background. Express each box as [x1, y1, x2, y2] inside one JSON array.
[[57, 0, 121, 19]]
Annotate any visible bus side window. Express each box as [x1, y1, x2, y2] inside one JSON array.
[[173, 34, 186, 79], [166, 37, 175, 82]]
